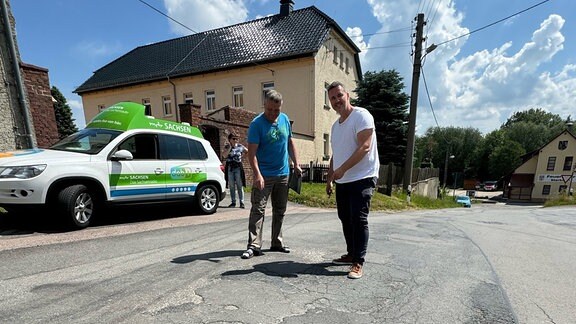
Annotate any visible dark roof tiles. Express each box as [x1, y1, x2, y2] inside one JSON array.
[[75, 6, 354, 93]]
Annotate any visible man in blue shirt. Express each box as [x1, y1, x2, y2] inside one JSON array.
[[241, 90, 302, 259]]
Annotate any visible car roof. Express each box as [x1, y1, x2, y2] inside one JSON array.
[[85, 102, 204, 139]]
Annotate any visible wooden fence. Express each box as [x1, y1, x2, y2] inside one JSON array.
[[297, 161, 439, 194]]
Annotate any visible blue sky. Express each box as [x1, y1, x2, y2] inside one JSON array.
[[11, 0, 575, 135]]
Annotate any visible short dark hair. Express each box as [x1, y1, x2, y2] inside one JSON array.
[[327, 81, 345, 92]]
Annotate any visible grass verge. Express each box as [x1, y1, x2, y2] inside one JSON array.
[[286, 182, 462, 211]]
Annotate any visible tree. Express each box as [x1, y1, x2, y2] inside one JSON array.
[[51, 86, 78, 139], [415, 126, 483, 185], [351, 70, 410, 165], [488, 139, 525, 180]]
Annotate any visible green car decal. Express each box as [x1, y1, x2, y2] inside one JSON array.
[[86, 102, 203, 138]]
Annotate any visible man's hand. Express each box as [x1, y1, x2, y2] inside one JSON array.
[[294, 165, 303, 177], [253, 174, 265, 190], [326, 181, 333, 197]]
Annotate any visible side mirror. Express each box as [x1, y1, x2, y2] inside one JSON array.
[[111, 149, 134, 161]]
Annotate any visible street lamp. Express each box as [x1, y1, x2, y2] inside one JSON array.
[[443, 151, 454, 189]]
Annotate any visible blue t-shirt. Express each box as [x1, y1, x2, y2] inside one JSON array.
[[247, 112, 292, 177]]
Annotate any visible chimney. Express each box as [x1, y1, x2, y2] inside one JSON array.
[[279, 0, 294, 17]]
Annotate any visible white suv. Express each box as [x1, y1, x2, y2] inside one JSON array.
[[0, 102, 226, 229]]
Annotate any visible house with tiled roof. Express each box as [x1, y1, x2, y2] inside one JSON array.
[[505, 128, 576, 201], [74, 0, 362, 164]]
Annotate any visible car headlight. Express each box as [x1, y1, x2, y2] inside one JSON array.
[[0, 164, 47, 179]]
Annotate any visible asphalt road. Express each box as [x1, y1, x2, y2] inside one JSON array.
[[1, 198, 575, 323]]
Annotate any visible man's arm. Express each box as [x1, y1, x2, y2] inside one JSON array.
[[247, 143, 264, 190], [332, 128, 373, 181], [288, 137, 302, 176]]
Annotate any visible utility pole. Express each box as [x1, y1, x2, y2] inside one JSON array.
[[403, 13, 425, 192]]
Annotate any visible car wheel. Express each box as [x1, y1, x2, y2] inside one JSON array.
[[57, 184, 96, 229], [196, 184, 219, 214]]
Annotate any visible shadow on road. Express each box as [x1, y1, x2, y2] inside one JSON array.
[[0, 203, 204, 235], [220, 260, 348, 278]]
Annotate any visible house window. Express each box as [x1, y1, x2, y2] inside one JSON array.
[[333, 46, 338, 64], [262, 82, 274, 105], [233, 86, 244, 108], [559, 185, 567, 193], [345, 57, 350, 74], [546, 157, 556, 171], [542, 185, 551, 195], [97, 104, 106, 112], [324, 82, 330, 109], [563, 156, 573, 171], [339, 52, 344, 69], [558, 140, 568, 150], [162, 96, 172, 116], [142, 98, 151, 115], [323, 133, 330, 159], [205, 90, 216, 111], [183, 92, 193, 104]]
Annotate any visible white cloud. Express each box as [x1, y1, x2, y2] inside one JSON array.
[[163, 0, 248, 35], [73, 41, 122, 58], [345, 27, 367, 62], [67, 98, 86, 129], [363, 1, 574, 135]]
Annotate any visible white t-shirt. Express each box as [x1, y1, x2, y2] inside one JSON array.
[[330, 107, 380, 184]]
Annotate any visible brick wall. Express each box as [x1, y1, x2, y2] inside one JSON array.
[[180, 103, 258, 183], [21, 63, 59, 147]]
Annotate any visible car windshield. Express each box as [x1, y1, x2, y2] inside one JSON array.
[[50, 128, 123, 154]]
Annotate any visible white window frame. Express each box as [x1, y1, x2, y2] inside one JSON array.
[[262, 82, 275, 105], [162, 96, 172, 116], [205, 90, 216, 111], [324, 82, 330, 109], [233, 86, 244, 108], [333, 46, 338, 64], [183, 92, 193, 105], [323, 133, 330, 158]]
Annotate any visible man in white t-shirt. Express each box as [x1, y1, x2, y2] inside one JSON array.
[[325, 81, 380, 279]]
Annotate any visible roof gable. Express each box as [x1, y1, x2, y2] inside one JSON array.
[[75, 6, 358, 94]]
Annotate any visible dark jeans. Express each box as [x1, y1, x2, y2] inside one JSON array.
[[335, 177, 377, 265]]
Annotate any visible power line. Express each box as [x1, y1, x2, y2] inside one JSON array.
[[138, 0, 198, 34], [435, 0, 551, 47]]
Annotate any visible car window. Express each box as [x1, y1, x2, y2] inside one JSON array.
[[188, 138, 208, 160], [117, 134, 159, 160], [51, 128, 122, 154], [159, 134, 192, 160]]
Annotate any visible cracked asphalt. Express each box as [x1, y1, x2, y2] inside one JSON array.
[[1, 197, 574, 323]]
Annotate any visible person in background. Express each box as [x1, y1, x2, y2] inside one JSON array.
[[241, 89, 302, 259], [325, 81, 380, 279], [225, 133, 248, 208]]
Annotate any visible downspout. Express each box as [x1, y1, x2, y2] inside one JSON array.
[[1, 0, 34, 148], [167, 76, 180, 122]]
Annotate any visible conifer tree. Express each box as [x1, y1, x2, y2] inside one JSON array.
[[51, 86, 78, 138], [351, 70, 410, 165]]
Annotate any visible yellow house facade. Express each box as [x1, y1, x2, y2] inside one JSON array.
[[507, 130, 576, 201], [75, 2, 361, 165]]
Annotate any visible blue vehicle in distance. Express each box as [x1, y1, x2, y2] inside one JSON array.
[[455, 195, 472, 208]]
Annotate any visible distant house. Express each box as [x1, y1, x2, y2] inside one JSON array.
[[505, 128, 576, 202], [74, 0, 362, 164]]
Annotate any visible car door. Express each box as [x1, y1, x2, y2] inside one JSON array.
[[159, 134, 207, 200], [108, 133, 167, 202]]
